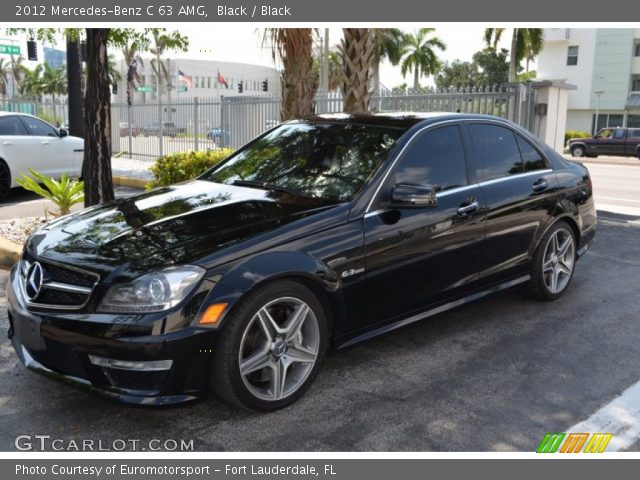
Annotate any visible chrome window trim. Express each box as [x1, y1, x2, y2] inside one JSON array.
[[364, 117, 552, 214], [477, 169, 554, 188]]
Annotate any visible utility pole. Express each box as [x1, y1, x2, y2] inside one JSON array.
[[322, 28, 329, 94], [66, 35, 84, 138]]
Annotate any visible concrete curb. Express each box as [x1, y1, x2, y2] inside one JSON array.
[[563, 156, 640, 167], [0, 235, 21, 269], [112, 175, 149, 189]]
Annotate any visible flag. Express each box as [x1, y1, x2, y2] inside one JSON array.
[[177, 68, 193, 88], [217, 70, 229, 89]]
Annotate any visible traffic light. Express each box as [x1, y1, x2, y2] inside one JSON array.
[[112, 83, 118, 94], [262, 80, 268, 92], [238, 81, 243, 94], [27, 39, 37, 61]]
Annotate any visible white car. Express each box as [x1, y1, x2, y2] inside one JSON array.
[[0, 112, 83, 199]]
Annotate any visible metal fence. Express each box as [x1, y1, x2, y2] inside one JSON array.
[[111, 85, 536, 160], [2, 84, 536, 161]]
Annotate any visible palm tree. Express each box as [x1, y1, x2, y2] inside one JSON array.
[[121, 39, 145, 104], [400, 29, 446, 91], [339, 28, 376, 113], [371, 28, 405, 95], [10, 56, 24, 96], [263, 28, 318, 120], [148, 29, 188, 101], [41, 63, 67, 125], [0, 59, 11, 99], [19, 64, 45, 101], [484, 28, 544, 82]]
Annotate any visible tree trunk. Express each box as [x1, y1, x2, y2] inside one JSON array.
[[82, 28, 114, 207], [414, 67, 419, 91], [280, 29, 317, 120], [372, 59, 380, 96], [340, 28, 375, 114], [66, 36, 84, 138], [509, 29, 518, 83]]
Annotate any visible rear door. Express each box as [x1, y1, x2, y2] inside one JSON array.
[[0, 115, 45, 185], [361, 125, 486, 329], [627, 128, 640, 156], [463, 122, 558, 283], [610, 128, 627, 156]]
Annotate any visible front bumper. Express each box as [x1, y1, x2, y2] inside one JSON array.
[[6, 265, 220, 405]]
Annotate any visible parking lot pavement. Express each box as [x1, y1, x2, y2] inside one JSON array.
[[0, 210, 639, 452]]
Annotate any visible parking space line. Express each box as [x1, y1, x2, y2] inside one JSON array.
[[566, 381, 640, 451]]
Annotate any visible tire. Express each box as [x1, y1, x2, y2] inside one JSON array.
[[570, 145, 586, 157], [527, 221, 577, 300], [0, 161, 11, 200], [211, 279, 328, 411]]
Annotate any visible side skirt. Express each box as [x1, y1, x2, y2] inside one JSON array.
[[337, 274, 531, 349]]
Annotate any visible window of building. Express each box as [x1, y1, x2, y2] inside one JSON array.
[[393, 126, 468, 192], [632, 75, 640, 92], [466, 124, 523, 181], [628, 115, 640, 128], [207, 77, 211, 89], [592, 113, 625, 132], [635, 41, 640, 57], [567, 46, 579, 66]]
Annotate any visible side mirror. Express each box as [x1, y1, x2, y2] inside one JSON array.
[[58, 128, 68, 138], [389, 183, 437, 208]]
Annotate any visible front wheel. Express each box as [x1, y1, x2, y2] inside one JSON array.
[[212, 280, 328, 411], [527, 221, 577, 300]]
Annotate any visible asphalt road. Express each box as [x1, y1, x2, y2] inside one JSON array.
[[0, 210, 639, 451], [587, 163, 640, 216]]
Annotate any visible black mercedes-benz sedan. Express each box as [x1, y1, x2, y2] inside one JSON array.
[[7, 113, 596, 411]]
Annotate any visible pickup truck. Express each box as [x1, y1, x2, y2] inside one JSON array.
[[568, 127, 640, 158]]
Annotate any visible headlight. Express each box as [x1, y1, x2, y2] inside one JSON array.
[[98, 266, 205, 313]]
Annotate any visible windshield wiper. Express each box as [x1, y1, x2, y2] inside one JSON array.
[[231, 179, 304, 197]]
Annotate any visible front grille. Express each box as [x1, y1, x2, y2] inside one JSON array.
[[34, 289, 88, 306], [28, 339, 88, 379], [104, 368, 168, 391], [21, 251, 98, 310]]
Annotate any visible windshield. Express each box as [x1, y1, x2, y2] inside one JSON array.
[[204, 122, 402, 201]]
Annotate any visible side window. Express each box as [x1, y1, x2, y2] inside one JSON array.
[[629, 129, 640, 139], [467, 124, 523, 182], [516, 135, 549, 172], [19, 116, 58, 137], [0, 116, 28, 136], [393, 125, 468, 193], [613, 129, 626, 139]]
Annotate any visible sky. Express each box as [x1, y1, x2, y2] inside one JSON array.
[[140, 26, 514, 89], [10, 26, 514, 88]]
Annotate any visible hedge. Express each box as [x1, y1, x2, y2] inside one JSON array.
[[147, 149, 234, 188], [564, 130, 591, 145]]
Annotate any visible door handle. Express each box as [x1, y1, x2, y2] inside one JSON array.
[[457, 201, 479, 216], [41, 141, 50, 145], [532, 179, 549, 192], [2, 142, 12, 146]]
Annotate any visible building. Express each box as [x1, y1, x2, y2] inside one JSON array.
[[43, 47, 66, 69], [112, 57, 280, 104], [537, 28, 640, 133]]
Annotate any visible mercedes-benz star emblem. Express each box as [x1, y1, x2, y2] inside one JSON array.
[[25, 261, 44, 300]]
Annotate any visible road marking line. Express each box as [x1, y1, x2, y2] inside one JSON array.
[[566, 381, 640, 451], [596, 196, 640, 204]]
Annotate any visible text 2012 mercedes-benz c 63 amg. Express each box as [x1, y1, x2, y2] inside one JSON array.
[[7, 113, 596, 411]]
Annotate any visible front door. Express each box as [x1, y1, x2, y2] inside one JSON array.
[[362, 125, 486, 329]]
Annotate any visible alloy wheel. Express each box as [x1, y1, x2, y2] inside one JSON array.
[[571, 146, 585, 157], [542, 227, 575, 294], [238, 296, 320, 401]]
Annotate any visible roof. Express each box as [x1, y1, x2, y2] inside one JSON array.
[[0, 111, 33, 117], [302, 112, 505, 130]]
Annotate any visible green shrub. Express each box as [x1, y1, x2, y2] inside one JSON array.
[[147, 149, 234, 189], [565, 130, 591, 145], [16, 169, 84, 216]]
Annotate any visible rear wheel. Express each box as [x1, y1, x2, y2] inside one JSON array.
[[528, 221, 577, 300], [570, 145, 586, 157], [212, 280, 328, 411], [0, 161, 11, 200]]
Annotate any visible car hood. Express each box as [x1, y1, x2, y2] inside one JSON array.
[[26, 180, 341, 279]]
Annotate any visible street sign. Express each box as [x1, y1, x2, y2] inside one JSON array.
[[0, 44, 20, 55], [177, 86, 188, 93], [136, 85, 154, 93]]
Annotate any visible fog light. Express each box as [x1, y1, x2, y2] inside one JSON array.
[[88, 355, 173, 371]]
